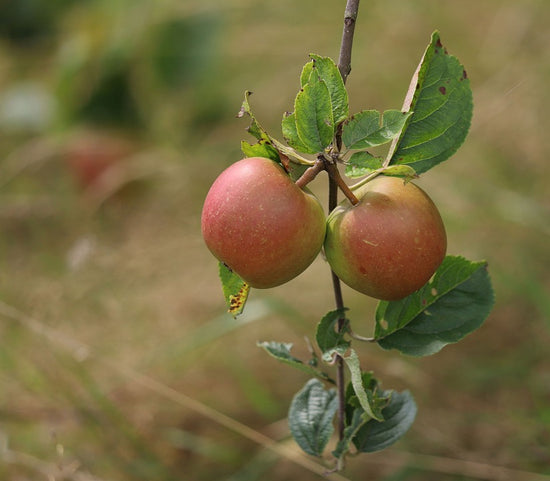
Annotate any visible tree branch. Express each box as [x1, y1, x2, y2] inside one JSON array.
[[331, 0, 361, 450], [337, 0, 360, 83]]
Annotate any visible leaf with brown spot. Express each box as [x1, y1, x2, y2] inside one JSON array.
[[218, 262, 250, 317], [387, 31, 473, 174]]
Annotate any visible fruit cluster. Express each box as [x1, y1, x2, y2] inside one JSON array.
[[201, 156, 446, 301]]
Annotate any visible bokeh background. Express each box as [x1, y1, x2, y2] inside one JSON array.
[[0, 0, 549, 480]]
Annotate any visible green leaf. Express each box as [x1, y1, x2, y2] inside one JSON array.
[[294, 69, 334, 153], [343, 350, 387, 421], [315, 309, 350, 362], [300, 60, 314, 87], [345, 370, 390, 421], [241, 139, 280, 162], [257, 342, 333, 383], [218, 262, 250, 317], [352, 390, 417, 453], [344, 151, 383, 178], [300, 55, 349, 125], [342, 110, 411, 150], [237, 90, 267, 142], [375, 256, 484, 338], [309, 54, 348, 124], [376, 256, 495, 356], [281, 112, 311, 154], [237, 90, 313, 166], [332, 407, 370, 461], [342, 110, 378, 149], [288, 379, 338, 457], [388, 31, 473, 174], [380, 164, 418, 181]]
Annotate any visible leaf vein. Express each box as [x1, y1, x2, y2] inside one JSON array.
[[398, 116, 460, 151]]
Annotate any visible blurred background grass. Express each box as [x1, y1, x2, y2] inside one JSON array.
[[0, 0, 549, 480]]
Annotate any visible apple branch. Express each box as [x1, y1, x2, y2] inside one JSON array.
[[330, 0, 361, 449], [337, 0, 360, 82]]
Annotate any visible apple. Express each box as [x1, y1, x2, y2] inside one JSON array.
[[64, 130, 134, 190], [324, 175, 446, 300], [201, 157, 326, 288]]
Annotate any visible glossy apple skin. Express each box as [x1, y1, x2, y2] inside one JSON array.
[[324, 176, 446, 300], [201, 157, 326, 288]]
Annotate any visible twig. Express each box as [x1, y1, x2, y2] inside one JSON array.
[[337, 0, 361, 82], [331, 0, 361, 454], [294, 158, 325, 189]]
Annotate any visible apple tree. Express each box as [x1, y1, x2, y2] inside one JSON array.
[[201, 0, 494, 472]]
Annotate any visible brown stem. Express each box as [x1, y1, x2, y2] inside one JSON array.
[[337, 0, 360, 82], [325, 161, 359, 205], [328, 167, 348, 443], [294, 159, 325, 189], [331, 0, 361, 451], [331, 267, 347, 442]]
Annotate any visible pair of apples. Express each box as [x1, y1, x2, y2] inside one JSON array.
[[201, 157, 446, 301]]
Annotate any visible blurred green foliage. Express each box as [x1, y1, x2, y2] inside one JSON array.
[[150, 14, 221, 89], [0, 0, 71, 43]]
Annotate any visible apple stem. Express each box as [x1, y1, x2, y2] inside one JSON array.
[[294, 158, 325, 189], [295, 156, 359, 206], [324, 160, 359, 206]]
